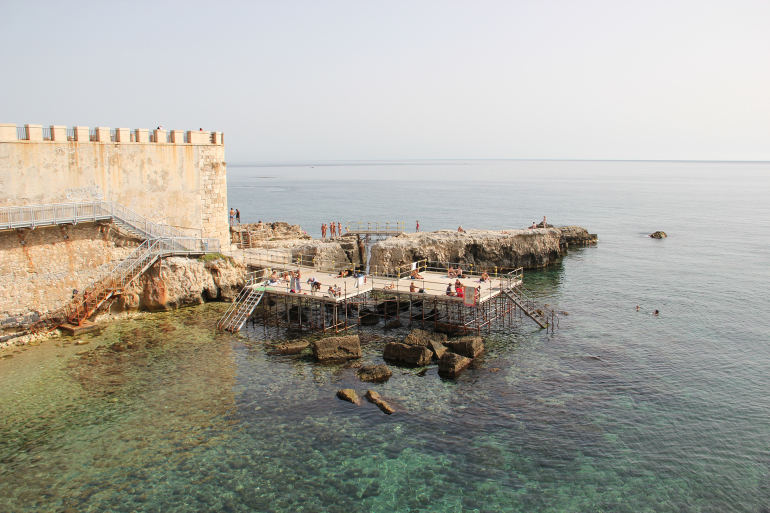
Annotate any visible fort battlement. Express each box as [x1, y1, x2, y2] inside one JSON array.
[[0, 122, 229, 246]]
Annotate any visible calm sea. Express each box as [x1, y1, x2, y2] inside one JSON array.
[[1, 160, 769, 512]]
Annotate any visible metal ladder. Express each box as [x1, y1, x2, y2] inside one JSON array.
[[216, 270, 271, 332], [501, 285, 558, 330]]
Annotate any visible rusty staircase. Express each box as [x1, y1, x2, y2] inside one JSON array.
[[216, 270, 270, 332]]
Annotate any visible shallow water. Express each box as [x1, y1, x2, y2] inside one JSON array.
[[2, 160, 769, 512]]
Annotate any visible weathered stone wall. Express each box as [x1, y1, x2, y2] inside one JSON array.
[[0, 223, 138, 329], [0, 137, 229, 246]]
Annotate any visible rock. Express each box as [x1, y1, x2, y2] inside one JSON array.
[[650, 231, 667, 239], [361, 314, 380, 325], [383, 342, 432, 366], [312, 335, 361, 361], [76, 350, 89, 356], [384, 319, 403, 329], [428, 340, 448, 359], [403, 328, 447, 347], [357, 364, 393, 382], [369, 226, 597, 271], [272, 341, 309, 355], [375, 400, 395, 414], [75, 339, 90, 346], [364, 389, 394, 414], [336, 389, 360, 404], [438, 352, 473, 377], [444, 336, 484, 358]]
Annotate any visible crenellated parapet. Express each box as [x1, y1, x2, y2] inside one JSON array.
[[0, 123, 223, 145]]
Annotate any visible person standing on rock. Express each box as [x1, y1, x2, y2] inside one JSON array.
[[235, 209, 241, 225], [337, 222, 341, 236], [543, 216, 547, 227], [416, 220, 420, 232], [229, 208, 235, 226], [321, 223, 326, 238]]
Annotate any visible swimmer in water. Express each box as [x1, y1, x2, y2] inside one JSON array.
[[653, 310, 659, 316]]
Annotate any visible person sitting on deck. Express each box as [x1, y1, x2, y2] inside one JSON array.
[[328, 285, 341, 297], [410, 269, 423, 279], [337, 269, 352, 278], [269, 270, 279, 284], [455, 284, 465, 299], [447, 267, 456, 278], [409, 282, 424, 294], [384, 282, 396, 290], [480, 272, 490, 283], [455, 267, 464, 278], [458, 226, 465, 232], [446, 284, 456, 296]]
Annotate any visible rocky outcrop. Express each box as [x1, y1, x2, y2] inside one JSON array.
[[383, 342, 432, 366], [312, 335, 361, 361], [116, 256, 246, 313], [438, 352, 473, 377], [403, 328, 448, 347], [445, 336, 484, 358], [650, 231, 667, 239], [357, 364, 393, 382], [429, 340, 448, 359], [369, 227, 597, 271], [234, 221, 311, 241]]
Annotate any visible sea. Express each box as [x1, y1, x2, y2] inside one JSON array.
[[1, 160, 769, 512]]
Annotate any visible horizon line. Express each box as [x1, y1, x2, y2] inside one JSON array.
[[228, 158, 770, 166]]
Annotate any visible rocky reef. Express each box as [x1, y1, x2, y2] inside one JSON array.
[[369, 227, 596, 270]]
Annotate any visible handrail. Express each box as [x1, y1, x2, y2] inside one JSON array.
[[344, 221, 405, 234]]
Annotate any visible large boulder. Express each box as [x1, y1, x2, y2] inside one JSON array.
[[444, 336, 484, 358], [357, 364, 393, 383], [403, 328, 447, 347], [438, 352, 473, 377], [429, 340, 448, 359], [312, 335, 361, 361], [383, 342, 432, 366], [384, 319, 403, 330], [650, 231, 667, 239]]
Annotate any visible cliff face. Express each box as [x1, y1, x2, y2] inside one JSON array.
[[246, 235, 366, 268], [369, 227, 596, 270], [114, 256, 246, 313]]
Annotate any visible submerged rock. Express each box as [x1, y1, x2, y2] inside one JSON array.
[[336, 389, 360, 404], [357, 364, 393, 383], [444, 336, 484, 358], [271, 341, 309, 355], [383, 342, 432, 366], [384, 319, 403, 329], [650, 231, 668, 239], [360, 314, 379, 325], [438, 352, 473, 377], [312, 335, 361, 361]]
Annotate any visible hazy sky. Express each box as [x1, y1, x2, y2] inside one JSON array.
[[1, 0, 768, 162]]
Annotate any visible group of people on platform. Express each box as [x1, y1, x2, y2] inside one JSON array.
[[321, 222, 344, 238]]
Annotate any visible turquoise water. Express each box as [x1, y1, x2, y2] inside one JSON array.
[[2, 160, 769, 512]]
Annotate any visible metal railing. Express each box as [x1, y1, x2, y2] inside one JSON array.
[[89, 129, 97, 142], [16, 126, 26, 140], [0, 201, 194, 242], [66, 129, 75, 141], [345, 221, 405, 234], [110, 129, 117, 142], [42, 127, 52, 141], [242, 248, 357, 275]]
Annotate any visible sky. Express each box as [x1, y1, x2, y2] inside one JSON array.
[[1, 0, 768, 162]]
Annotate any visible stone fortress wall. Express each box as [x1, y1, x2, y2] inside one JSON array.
[[0, 123, 229, 245], [0, 123, 232, 339]]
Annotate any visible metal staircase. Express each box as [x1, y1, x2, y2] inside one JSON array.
[[216, 270, 270, 332], [501, 269, 558, 330], [28, 235, 219, 334]]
